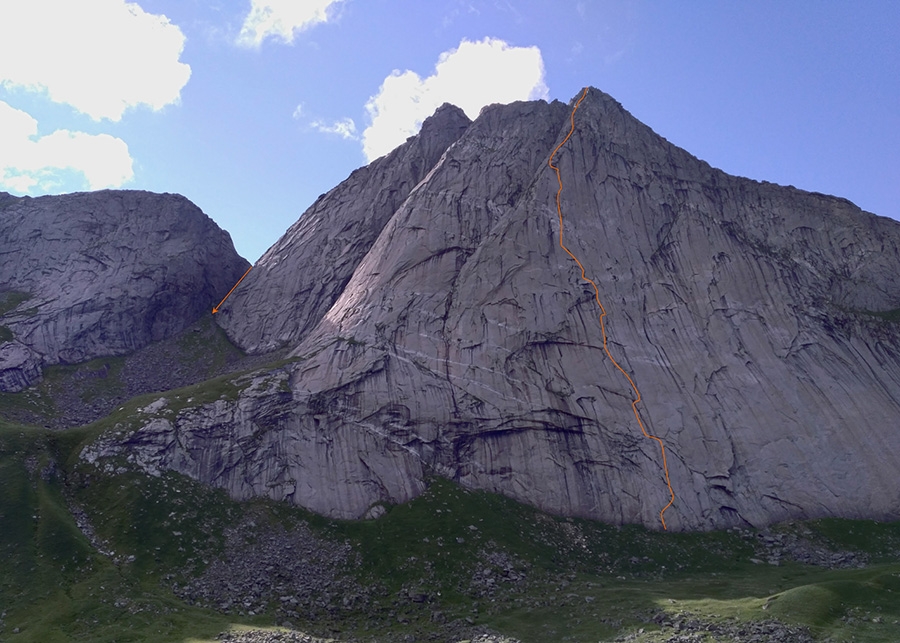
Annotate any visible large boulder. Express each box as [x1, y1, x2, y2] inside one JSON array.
[[0, 340, 42, 392]]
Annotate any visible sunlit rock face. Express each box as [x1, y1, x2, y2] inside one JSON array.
[[103, 87, 900, 530], [0, 190, 249, 391], [214, 103, 473, 355]]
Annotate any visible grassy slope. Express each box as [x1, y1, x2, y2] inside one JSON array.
[[329, 479, 900, 642], [0, 320, 898, 642], [1, 415, 898, 642], [0, 422, 238, 642]]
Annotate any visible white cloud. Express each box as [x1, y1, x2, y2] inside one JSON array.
[[0, 101, 133, 193], [0, 0, 190, 121], [311, 117, 358, 140], [362, 37, 548, 161], [237, 0, 344, 47], [292, 103, 305, 119]]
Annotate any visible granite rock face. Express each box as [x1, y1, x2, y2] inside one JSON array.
[[80, 368, 425, 519], [0, 340, 42, 391], [215, 104, 472, 354], [90, 88, 900, 530], [0, 190, 249, 391]]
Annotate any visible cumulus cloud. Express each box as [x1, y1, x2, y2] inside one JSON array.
[[0, 0, 190, 121], [362, 38, 548, 161], [0, 101, 134, 193], [311, 117, 358, 140], [237, 0, 344, 47]]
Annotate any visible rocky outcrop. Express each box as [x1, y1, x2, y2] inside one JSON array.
[[0, 190, 249, 391], [215, 104, 472, 354], [86, 88, 900, 530], [0, 340, 42, 391], [81, 367, 426, 518]]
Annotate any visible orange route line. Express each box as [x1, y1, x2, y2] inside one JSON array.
[[548, 87, 676, 530], [212, 266, 252, 314]]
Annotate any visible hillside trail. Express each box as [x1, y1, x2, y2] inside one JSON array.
[[547, 87, 676, 530]]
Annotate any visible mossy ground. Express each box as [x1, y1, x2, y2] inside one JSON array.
[[859, 308, 900, 323], [1, 416, 898, 642], [0, 291, 32, 317]]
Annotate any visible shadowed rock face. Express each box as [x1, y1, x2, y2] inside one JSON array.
[[0, 190, 249, 391], [90, 88, 900, 530]]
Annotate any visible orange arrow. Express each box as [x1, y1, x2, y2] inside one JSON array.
[[212, 266, 252, 314]]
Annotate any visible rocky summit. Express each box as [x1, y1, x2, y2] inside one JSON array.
[[72, 86, 899, 532], [0, 190, 249, 392]]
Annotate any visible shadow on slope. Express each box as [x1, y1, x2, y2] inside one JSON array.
[[1, 413, 899, 642], [0, 316, 288, 430]]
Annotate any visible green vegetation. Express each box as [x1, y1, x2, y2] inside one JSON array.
[[0, 325, 13, 342], [1, 324, 898, 641], [844, 306, 900, 324], [0, 385, 57, 424], [0, 290, 32, 316], [152, 370, 244, 416], [1, 416, 898, 642], [174, 316, 245, 373], [321, 479, 900, 642], [862, 308, 900, 323], [0, 356, 130, 427], [0, 422, 241, 643], [0, 316, 261, 428], [796, 518, 900, 564], [337, 335, 367, 347], [43, 356, 128, 403]]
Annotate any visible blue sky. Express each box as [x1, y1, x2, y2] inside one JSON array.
[[1, 1, 898, 262]]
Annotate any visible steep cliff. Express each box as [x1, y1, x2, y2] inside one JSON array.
[[0, 190, 249, 391], [214, 104, 472, 354], [86, 88, 900, 530]]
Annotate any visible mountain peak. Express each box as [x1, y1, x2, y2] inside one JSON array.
[[77, 87, 900, 531], [422, 102, 470, 129]]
